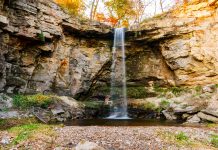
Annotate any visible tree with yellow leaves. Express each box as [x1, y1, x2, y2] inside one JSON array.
[[55, 0, 84, 15]]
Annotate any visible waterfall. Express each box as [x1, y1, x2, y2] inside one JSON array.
[[108, 28, 129, 119]]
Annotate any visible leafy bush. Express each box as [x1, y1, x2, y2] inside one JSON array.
[[210, 134, 218, 148], [13, 94, 54, 109]]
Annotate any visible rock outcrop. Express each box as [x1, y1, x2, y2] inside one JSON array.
[[129, 0, 218, 86]]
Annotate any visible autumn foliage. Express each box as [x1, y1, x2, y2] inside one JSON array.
[[54, 0, 84, 15]]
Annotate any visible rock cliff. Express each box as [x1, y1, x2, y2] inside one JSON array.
[[0, 0, 112, 96], [0, 0, 218, 97]]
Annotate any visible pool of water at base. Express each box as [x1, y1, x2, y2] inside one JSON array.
[[64, 119, 188, 127]]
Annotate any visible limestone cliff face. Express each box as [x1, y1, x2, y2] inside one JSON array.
[[0, 0, 111, 96], [127, 0, 218, 86], [0, 0, 218, 97]]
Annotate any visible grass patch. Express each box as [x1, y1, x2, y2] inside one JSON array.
[[210, 134, 218, 148], [8, 123, 56, 145], [175, 132, 189, 141], [13, 94, 55, 109], [0, 117, 39, 130], [158, 131, 191, 147]]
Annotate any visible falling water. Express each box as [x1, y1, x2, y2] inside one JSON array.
[[108, 28, 129, 119]]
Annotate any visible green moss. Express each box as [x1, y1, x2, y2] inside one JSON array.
[[13, 94, 55, 109], [210, 134, 218, 148]]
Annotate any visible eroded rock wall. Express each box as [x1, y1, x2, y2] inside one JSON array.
[[130, 0, 218, 86], [0, 0, 111, 96]]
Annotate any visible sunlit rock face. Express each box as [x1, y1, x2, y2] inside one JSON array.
[[129, 0, 218, 86]]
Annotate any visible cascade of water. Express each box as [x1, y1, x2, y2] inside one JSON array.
[[108, 28, 129, 119]]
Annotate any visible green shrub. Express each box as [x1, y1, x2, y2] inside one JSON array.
[[210, 134, 218, 148], [160, 100, 170, 109], [13, 94, 54, 109], [175, 132, 189, 141]]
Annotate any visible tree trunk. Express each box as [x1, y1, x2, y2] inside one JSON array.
[[159, 0, 164, 13], [90, 0, 96, 21], [93, 0, 100, 20]]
